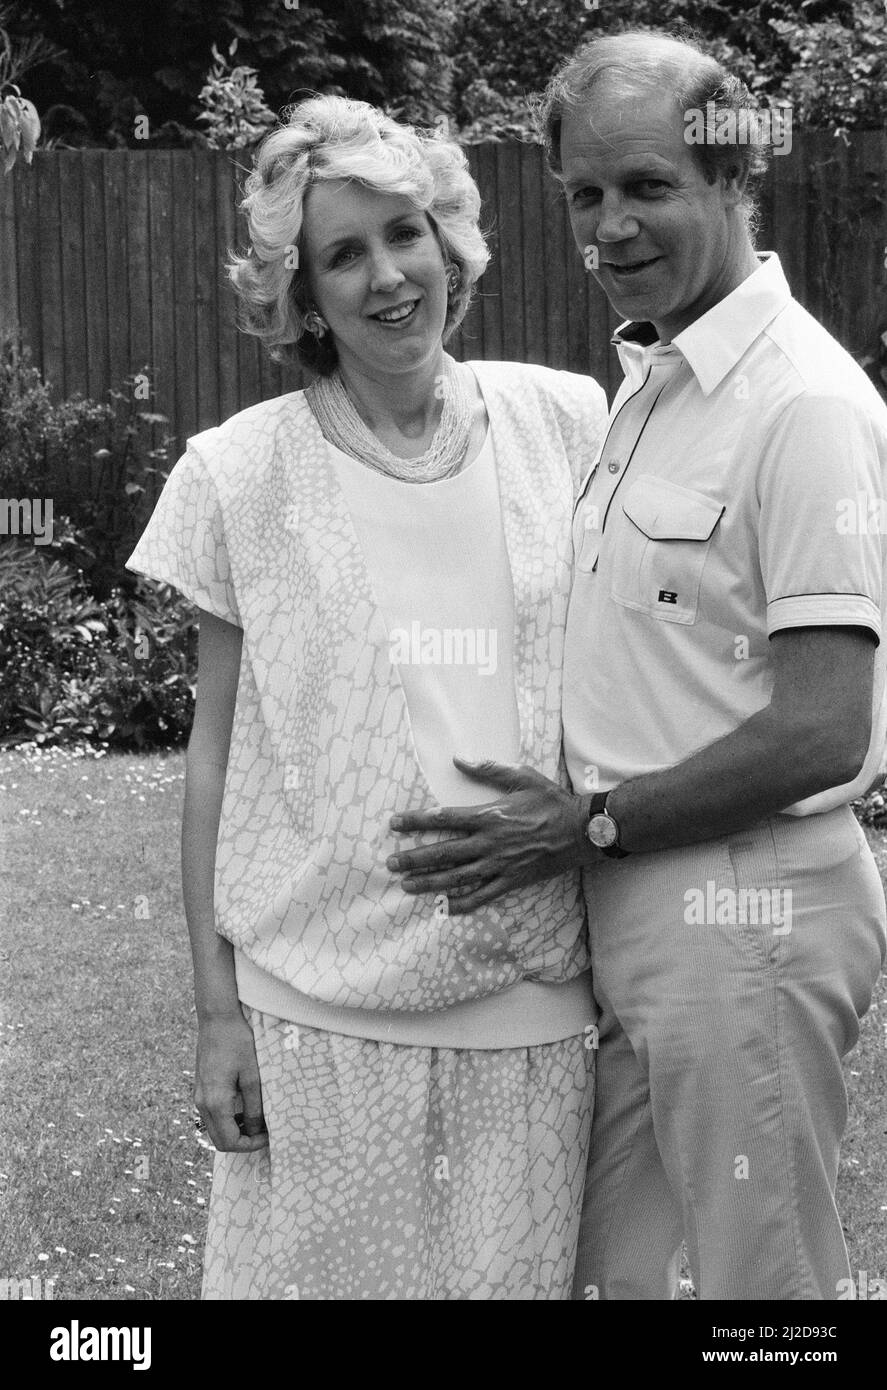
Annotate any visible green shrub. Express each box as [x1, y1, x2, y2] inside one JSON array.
[[853, 785, 887, 828], [0, 539, 196, 750], [0, 337, 174, 596], [0, 340, 55, 487], [195, 39, 276, 150], [771, 1, 887, 133]]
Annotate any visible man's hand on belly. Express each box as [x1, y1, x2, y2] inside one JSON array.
[[386, 756, 598, 914]]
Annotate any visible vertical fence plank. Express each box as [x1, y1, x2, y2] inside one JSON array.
[[147, 151, 175, 447], [171, 151, 198, 449], [475, 142, 501, 361], [844, 129, 885, 360], [496, 142, 525, 362], [871, 130, 887, 358], [521, 144, 547, 367], [81, 151, 109, 405], [806, 130, 849, 343], [13, 157, 40, 367], [193, 148, 220, 430], [37, 152, 65, 397], [0, 167, 20, 342], [126, 152, 153, 458], [103, 153, 130, 402], [58, 154, 87, 404]]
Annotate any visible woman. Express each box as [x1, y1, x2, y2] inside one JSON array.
[[126, 94, 608, 1300]]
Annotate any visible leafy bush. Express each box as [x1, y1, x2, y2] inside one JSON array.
[[0, 338, 55, 487], [0, 338, 174, 596], [853, 784, 887, 828], [196, 39, 277, 150], [0, 539, 197, 750], [771, 1, 887, 132], [449, 0, 883, 139]]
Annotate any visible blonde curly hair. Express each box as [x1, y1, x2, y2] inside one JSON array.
[[227, 95, 491, 375]]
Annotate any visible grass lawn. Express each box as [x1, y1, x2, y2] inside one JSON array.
[[1, 744, 885, 1301]]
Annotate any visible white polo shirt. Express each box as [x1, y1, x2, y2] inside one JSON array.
[[564, 252, 887, 816]]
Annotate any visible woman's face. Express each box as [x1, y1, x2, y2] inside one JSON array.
[[300, 179, 450, 376]]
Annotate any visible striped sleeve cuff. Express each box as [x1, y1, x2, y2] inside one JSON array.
[[767, 593, 881, 642]]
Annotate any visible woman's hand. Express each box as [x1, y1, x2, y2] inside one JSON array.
[[194, 1011, 269, 1152], [387, 757, 595, 914]]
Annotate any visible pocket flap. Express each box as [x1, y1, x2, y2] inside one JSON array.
[[622, 474, 724, 541]]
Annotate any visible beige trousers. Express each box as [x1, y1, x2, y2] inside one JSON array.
[[572, 804, 886, 1301]]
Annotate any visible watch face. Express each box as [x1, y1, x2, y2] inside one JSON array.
[[587, 813, 618, 849]]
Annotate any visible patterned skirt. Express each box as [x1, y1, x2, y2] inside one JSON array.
[[201, 1006, 595, 1300]]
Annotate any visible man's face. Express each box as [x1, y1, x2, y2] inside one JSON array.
[[560, 81, 744, 342]]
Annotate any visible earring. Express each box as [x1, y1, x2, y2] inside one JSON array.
[[446, 265, 460, 295], [305, 310, 328, 338]]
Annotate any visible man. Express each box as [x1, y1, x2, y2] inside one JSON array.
[[385, 31, 887, 1299]]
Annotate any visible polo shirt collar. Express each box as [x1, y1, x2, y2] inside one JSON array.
[[612, 252, 792, 396]]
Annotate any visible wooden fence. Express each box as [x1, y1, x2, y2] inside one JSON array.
[[1, 135, 885, 477]]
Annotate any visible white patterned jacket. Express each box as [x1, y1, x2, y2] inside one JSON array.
[[126, 359, 608, 1012]]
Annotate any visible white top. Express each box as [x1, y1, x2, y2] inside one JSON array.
[[328, 427, 522, 800], [124, 361, 609, 1034], [565, 252, 887, 814], [239, 425, 595, 1046]]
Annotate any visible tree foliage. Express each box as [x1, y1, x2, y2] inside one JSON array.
[[4, 0, 885, 146], [8, 0, 455, 146], [450, 0, 885, 136]]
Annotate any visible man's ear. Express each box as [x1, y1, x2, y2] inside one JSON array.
[[721, 159, 750, 207]]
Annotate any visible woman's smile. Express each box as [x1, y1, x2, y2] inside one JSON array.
[[368, 297, 422, 326]]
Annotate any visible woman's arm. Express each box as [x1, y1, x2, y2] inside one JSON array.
[[183, 609, 268, 1151]]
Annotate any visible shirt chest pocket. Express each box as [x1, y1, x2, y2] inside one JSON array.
[[610, 474, 725, 624]]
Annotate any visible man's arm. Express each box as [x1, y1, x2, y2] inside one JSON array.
[[387, 626, 876, 911], [605, 625, 874, 852]]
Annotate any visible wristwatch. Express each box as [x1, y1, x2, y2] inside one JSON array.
[[586, 791, 629, 859]]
